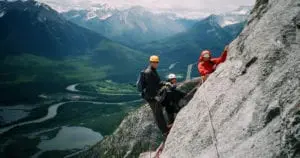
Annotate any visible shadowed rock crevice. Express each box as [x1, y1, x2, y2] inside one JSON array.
[[281, 109, 300, 158], [241, 56, 258, 75], [249, 0, 269, 23], [294, 12, 300, 29], [264, 106, 280, 125], [251, 0, 269, 14]]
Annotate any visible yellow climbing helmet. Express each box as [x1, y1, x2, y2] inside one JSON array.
[[149, 55, 160, 63]]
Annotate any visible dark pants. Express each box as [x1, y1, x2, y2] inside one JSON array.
[[166, 112, 175, 125], [148, 100, 168, 134]]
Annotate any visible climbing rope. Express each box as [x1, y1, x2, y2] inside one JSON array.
[[202, 79, 221, 158]]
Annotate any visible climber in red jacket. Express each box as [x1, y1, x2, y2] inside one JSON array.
[[198, 46, 229, 82]]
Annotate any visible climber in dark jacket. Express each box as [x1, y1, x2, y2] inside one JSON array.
[[143, 55, 169, 136], [158, 73, 186, 125]]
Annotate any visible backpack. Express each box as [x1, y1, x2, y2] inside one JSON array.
[[136, 71, 146, 93], [156, 85, 168, 104]]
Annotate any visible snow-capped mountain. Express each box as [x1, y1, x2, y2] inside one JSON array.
[[231, 6, 252, 15], [0, 0, 108, 57], [63, 4, 118, 21], [62, 6, 197, 47], [0, 0, 66, 23], [62, 5, 251, 46], [216, 6, 252, 27], [139, 14, 246, 67]]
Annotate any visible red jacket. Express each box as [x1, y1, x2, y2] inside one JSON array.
[[197, 50, 227, 76]]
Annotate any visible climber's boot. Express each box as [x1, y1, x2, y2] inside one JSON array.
[[155, 141, 165, 158], [167, 123, 173, 130]]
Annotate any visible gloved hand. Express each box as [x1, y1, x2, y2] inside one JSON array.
[[202, 75, 208, 83], [155, 96, 162, 102], [224, 45, 229, 52]]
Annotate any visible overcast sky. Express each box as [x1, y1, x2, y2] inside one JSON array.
[[38, 0, 255, 18]]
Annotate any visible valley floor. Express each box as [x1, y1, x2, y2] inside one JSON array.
[[0, 81, 144, 158]]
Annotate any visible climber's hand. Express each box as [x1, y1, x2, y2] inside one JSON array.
[[202, 75, 209, 83], [224, 45, 229, 52]]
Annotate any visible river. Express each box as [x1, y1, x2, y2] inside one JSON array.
[[0, 99, 143, 135], [0, 105, 35, 125], [0, 81, 144, 158], [66, 83, 80, 92], [169, 62, 179, 70], [31, 126, 103, 158], [1, 64, 198, 135], [66, 83, 140, 96]]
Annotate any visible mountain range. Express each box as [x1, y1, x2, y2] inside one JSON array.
[[138, 15, 246, 71], [0, 0, 251, 104], [215, 6, 252, 27], [62, 5, 252, 47], [0, 0, 147, 104], [0, 0, 106, 58], [62, 6, 195, 47], [0, 0, 146, 69]]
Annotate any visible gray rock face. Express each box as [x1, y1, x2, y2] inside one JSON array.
[[76, 105, 161, 158], [161, 0, 300, 158]]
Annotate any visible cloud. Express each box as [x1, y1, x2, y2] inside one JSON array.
[[38, 0, 255, 18]]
